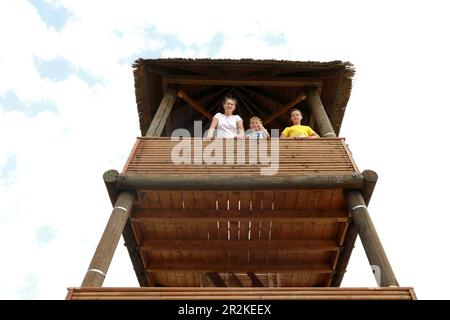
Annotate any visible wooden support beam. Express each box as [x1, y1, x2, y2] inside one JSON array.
[[361, 169, 378, 205], [305, 87, 336, 137], [247, 273, 264, 287], [234, 87, 278, 128], [179, 86, 227, 117], [268, 273, 274, 287], [81, 191, 135, 287], [103, 170, 149, 286], [103, 169, 120, 205], [133, 209, 348, 223], [177, 90, 213, 120], [164, 75, 322, 87], [206, 273, 227, 287], [194, 86, 228, 103], [330, 170, 379, 287], [234, 88, 257, 119], [230, 273, 244, 287], [145, 87, 178, 137], [147, 264, 332, 273], [117, 173, 365, 191], [262, 93, 306, 125], [239, 86, 284, 107], [345, 190, 399, 287], [139, 239, 341, 251], [330, 222, 358, 287]]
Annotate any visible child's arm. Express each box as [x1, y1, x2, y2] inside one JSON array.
[[259, 124, 270, 139]]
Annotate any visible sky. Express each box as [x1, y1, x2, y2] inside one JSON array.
[[0, 0, 449, 300]]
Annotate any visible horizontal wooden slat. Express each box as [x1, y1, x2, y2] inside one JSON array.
[[132, 209, 348, 222], [146, 264, 332, 273], [139, 239, 340, 251], [163, 75, 323, 87], [68, 287, 416, 300]]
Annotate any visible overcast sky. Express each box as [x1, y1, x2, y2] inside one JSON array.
[[1, 0, 449, 300]]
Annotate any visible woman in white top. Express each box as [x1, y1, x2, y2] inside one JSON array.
[[207, 97, 244, 138]]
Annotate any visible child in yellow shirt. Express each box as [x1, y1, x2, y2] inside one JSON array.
[[280, 109, 320, 140]]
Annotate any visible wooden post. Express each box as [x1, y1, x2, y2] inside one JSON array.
[[103, 169, 119, 205], [361, 169, 378, 205], [331, 170, 378, 286], [81, 191, 135, 287], [145, 87, 178, 137], [305, 87, 336, 137], [102, 170, 149, 286], [345, 190, 399, 287]]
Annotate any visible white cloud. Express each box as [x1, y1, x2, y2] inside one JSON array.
[[1, 0, 450, 299]]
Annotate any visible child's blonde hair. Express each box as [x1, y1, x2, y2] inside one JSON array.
[[249, 116, 262, 123]]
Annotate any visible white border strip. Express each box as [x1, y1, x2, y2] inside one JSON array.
[[87, 268, 106, 277], [114, 206, 128, 212]]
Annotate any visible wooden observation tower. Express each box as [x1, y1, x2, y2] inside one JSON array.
[[67, 59, 415, 300]]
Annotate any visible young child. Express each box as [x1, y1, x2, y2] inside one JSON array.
[[246, 116, 269, 139], [280, 109, 320, 139]]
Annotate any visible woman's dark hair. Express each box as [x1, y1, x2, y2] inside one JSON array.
[[222, 96, 238, 106]]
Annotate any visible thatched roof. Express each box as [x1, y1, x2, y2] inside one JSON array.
[[132, 58, 354, 136]]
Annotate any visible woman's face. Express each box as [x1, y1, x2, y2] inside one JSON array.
[[223, 99, 236, 113]]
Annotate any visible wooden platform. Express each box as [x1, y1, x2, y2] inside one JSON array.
[[67, 287, 416, 300], [111, 138, 363, 288], [123, 137, 359, 177]]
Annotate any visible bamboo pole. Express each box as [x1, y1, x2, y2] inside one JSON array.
[[81, 191, 135, 287], [345, 190, 399, 287], [305, 87, 336, 137]]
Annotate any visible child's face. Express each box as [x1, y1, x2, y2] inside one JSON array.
[[223, 99, 236, 113], [290, 111, 302, 124], [250, 119, 261, 130]]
